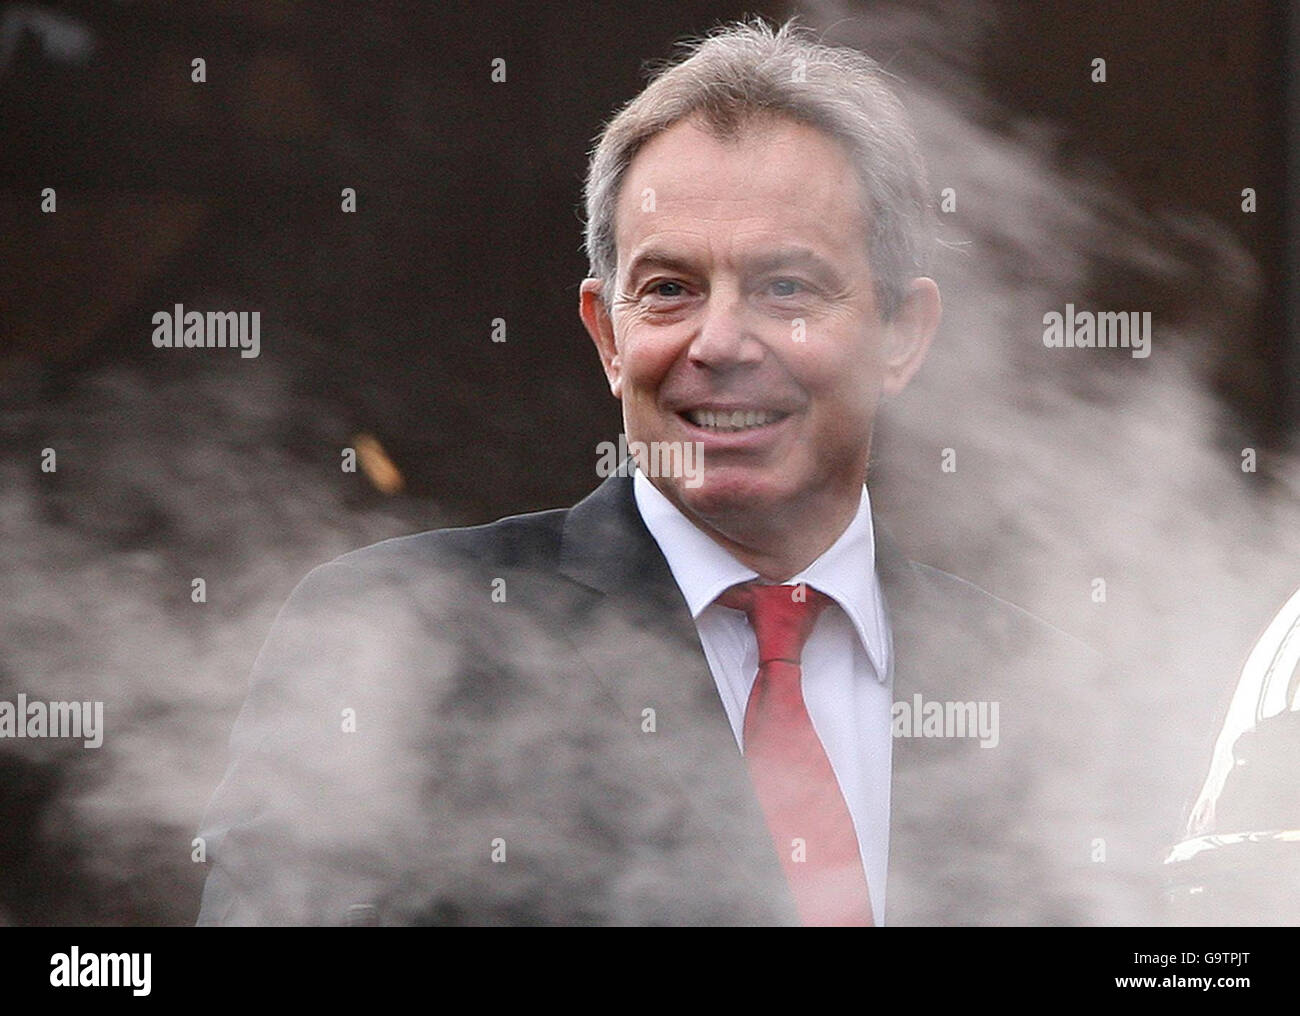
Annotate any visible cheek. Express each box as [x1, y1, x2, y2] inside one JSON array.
[[617, 326, 684, 394], [788, 336, 880, 399]]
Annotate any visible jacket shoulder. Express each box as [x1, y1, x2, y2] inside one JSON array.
[[305, 506, 571, 587], [906, 559, 1099, 666]]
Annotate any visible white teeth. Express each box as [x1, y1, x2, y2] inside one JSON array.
[[686, 409, 783, 431]]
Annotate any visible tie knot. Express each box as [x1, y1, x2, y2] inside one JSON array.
[[716, 581, 831, 665]]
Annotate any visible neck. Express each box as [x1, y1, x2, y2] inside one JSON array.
[[686, 490, 862, 582]]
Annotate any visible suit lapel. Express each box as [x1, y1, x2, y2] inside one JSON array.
[[553, 476, 954, 925], [874, 520, 1017, 924], [874, 519, 934, 925], [556, 474, 797, 923]]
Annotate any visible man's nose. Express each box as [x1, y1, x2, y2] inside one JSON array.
[[687, 288, 765, 369]]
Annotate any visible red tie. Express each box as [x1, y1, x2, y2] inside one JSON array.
[[717, 581, 874, 926]]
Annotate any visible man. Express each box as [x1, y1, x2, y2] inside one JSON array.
[[197, 20, 1121, 926]]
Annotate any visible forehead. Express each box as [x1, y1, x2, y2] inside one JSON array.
[[614, 115, 869, 271]]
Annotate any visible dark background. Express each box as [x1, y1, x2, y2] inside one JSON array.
[[1, 0, 1294, 924]]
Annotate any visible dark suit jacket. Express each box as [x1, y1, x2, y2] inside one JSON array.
[[196, 473, 1130, 925]]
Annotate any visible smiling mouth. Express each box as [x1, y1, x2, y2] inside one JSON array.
[[681, 409, 789, 432]]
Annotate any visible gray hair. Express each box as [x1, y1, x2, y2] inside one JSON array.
[[583, 18, 934, 320]]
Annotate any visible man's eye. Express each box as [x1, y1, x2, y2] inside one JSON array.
[[766, 278, 805, 297], [649, 281, 687, 298]]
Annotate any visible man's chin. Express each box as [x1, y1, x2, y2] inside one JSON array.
[[663, 472, 789, 528]]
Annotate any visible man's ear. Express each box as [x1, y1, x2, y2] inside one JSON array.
[[880, 276, 941, 397], [579, 278, 623, 398]]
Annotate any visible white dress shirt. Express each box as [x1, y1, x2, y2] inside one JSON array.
[[632, 469, 894, 924]]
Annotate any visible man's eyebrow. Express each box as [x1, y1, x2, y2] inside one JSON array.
[[742, 247, 845, 283], [623, 246, 847, 284], [623, 249, 701, 282]]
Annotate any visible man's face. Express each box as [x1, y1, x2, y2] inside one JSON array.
[[581, 115, 935, 544]]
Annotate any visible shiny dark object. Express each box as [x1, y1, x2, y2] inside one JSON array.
[[1165, 586, 1300, 924]]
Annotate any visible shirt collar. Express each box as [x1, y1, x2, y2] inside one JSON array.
[[632, 468, 889, 682]]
